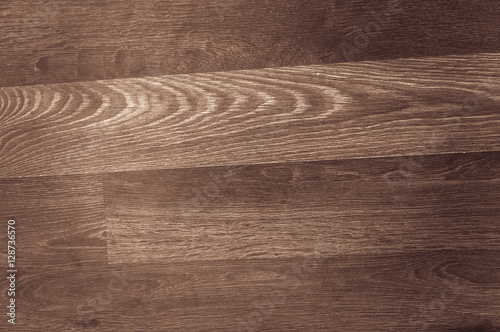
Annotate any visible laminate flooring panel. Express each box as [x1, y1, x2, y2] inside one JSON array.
[[0, 174, 109, 331], [1, 54, 499, 178], [80, 252, 500, 331], [103, 151, 500, 264], [1, 0, 500, 87], [1, 1, 499, 331]]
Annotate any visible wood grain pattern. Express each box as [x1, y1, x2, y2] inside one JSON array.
[[0, 175, 109, 331], [5, 251, 498, 331], [1, 0, 500, 86], [98, 151, 500, 330], [2, 0, 500, 330], [103, 151, 500, 264], [90, 251, 500, 331], [0, 174, 107, 267], [1, 54, 499, 178], [1, 265, 125, 331], [1, 152, 498, 331]]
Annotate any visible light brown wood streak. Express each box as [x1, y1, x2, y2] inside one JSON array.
[[0, 175, 108, 331], [103, 151, 500, 265], [1, 54, 499, 178], [2, 0, 500, 87]]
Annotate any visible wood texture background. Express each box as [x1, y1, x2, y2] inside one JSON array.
[[1, 0, 499, 331]]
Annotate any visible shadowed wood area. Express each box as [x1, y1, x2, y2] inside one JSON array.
[[1, 54, 499, 178], [99, 152, 500, 331], [0, 175, 109, 331], [1, 0, 500, 87]]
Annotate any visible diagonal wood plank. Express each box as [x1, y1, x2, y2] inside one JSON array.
[[1, 54, 499, 178]]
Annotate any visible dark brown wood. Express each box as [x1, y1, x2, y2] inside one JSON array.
[[103, 151, 500, 263], [0, 174, 108, 331], [2, 152, 499, 330], [1, 0, 500, 87], [99, 151, 500, 330], [6, 251, 499, 331], [1, 54, 499, 178], [0, 174, 107, 267], [60, 251, 500, 331]]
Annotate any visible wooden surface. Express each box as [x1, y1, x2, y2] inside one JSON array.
[[0, 175, 109, 331], [1, 0, 500, 87], [1, 54, 499, 178], [1, 1, 500, 331], [55, 252, 500, 331], [104, 152, 500, 264], [1, 153, 499, 331]]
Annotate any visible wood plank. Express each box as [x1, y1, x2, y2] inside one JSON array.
[[0, 265, 129, 331], [1, 54, 499, 178], [92, 252, 500, 331], [1, 0, 500, 86], [2, 1, 500, 330], [6, 250, 499, 331], [103, 151, 500, 264], [0, 174, 109, 330], [0, 174, 107, 267]]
